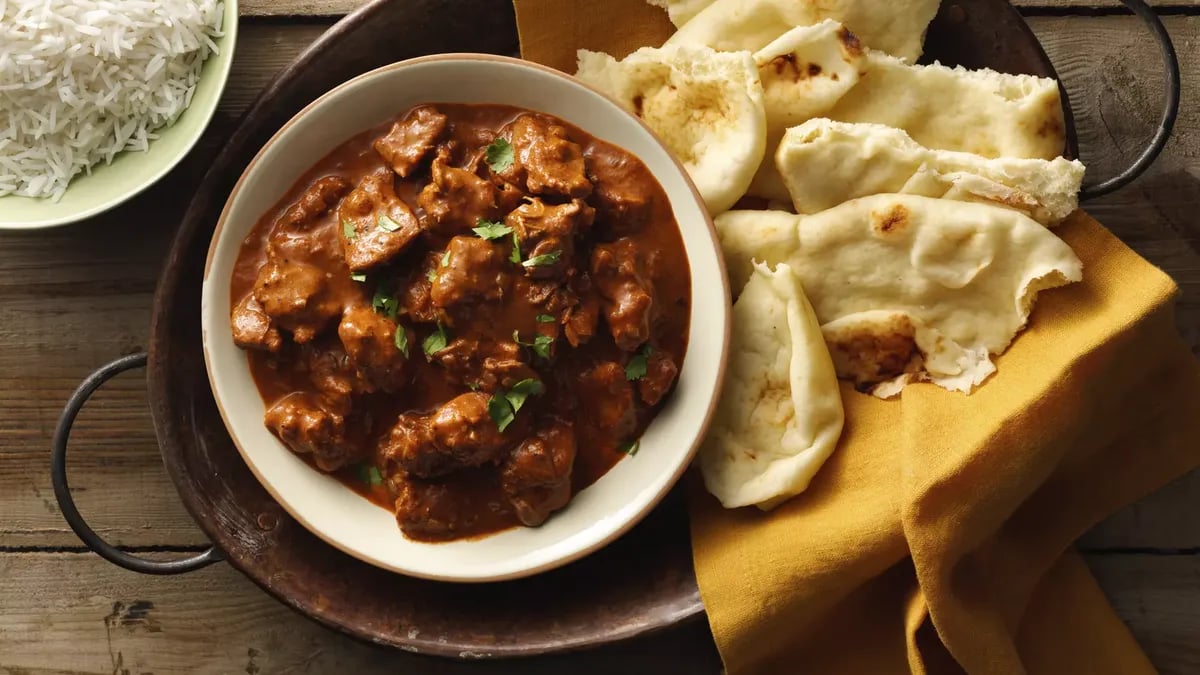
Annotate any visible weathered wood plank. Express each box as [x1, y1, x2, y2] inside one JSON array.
[[0, 23, 332, 549], [0, 552, 1192, 674], [0, 553, 720, 674], [236, 0, 1200, 18], [1088, 554, 1200, 674], [3, 15, 1198, 551]]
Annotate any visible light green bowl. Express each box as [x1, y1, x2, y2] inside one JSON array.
[[0, 0, 239, 230]]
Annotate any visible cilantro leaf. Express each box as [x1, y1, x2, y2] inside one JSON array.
[[521, 250, 562, 268], [532, 334, 554, 359], [371, 286, 398, 320], [536, 314, 555, 323], [625, 344, 652, 381], [357, 463, 384, 485], [485, 137, 514, 173], [426, 266, 438, 282], [619, 440, 640, 456], [393, 325, 409, 358], [487, 378, 544, 432], [487, 393, 515, 432], [504, 378, 544, 414], [509, 231, 522, 264], [441, 249, 451, 267], [473, 219, 513, 240], [422, 323, 450, 359], [377, 214, 402, 232], [350, 272, 367, 282], [342, 219, 357, 241]]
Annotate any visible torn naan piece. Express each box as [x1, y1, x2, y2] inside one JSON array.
[[777, 119, 1085, 226], [576, 45, 766, 214], [746, 24, 1066, 201], [715, 194, 1083, 396], [664, 0, 940, 63], [645, 0, 716, 27], [699, 262, 844, 509]]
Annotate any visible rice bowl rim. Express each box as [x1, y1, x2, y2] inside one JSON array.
[[0, 0, 239, 231]]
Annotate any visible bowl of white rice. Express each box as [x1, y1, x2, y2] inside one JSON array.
[[0, 0, 237, 230]]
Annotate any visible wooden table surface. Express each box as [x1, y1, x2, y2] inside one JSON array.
[[2, 1, 1199, 673]]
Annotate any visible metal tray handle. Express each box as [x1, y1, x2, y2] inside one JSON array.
[[51, 353, 222, 575], [1079, 0, 1180, 201]]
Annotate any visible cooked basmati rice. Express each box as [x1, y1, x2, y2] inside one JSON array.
[[0, 0, 224, 200]]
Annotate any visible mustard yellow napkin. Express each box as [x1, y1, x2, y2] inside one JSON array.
[[513, 4, 1200, 671]]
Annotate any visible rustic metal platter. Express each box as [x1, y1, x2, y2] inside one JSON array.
[[49, 0, 1179, 660]]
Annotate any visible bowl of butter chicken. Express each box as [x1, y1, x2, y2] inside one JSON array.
[[202, 54, 729, 581]]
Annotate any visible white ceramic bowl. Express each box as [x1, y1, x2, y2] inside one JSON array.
[[202, 54, 730, 582], [0, 1, 238, 230]]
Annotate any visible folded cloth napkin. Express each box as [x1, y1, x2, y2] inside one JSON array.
[[513, 3, 1200, 672]]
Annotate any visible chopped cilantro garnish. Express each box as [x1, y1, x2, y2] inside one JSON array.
[[536, 314, 555, 323], [342, 219, 357, 240], [422, 323, 450, 359], [350, 272, 367, 282], [473, 219, 513, 240], [619, 440, 640, 456], [377, 214, 402, 232], [485, 137, 514, 173], [487, 378, 544, 432], [509, 231, 522, 264], [394, 325, 409, 358], [625, 344, 652, 381], [371, 286, 398, 319], [357, 463, 384, 486], [441, 249, 451, 267], [521, 250, 561, 268], [513, 331, 555, 359]]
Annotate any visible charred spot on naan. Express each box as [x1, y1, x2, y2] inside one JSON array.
[[871, 204, 909, 235], [822, 313, 924, 389]]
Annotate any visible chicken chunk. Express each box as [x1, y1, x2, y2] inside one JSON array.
[[505, 198, 593, 279], [637, 348, 679, 406], [430, 236, 508, 309], [432, 338, 537, 392], [563, 274, 600, 347], [337, 170, 421, 271], [373, 105, 448, 178], [585, 146, 655, 235], [590, 238, 654, 351], [391, 475, 480, 540], [302, 342, 364, 400], [264, 392, 359, 471], [337, 304, 409, 392], [418, 148, 499, 236], [379, 392, 513, 478], [231, 294, 282, 353], [399, 253, 440, 324], [268, 175, 353, 260], [495, 114, 592, 199], [575, 361, 635, 440], [500, 420, 576, 527], [252, 258, 341, 344]]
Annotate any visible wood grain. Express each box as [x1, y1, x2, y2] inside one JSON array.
[[236, 0, 1200, 17], [0, 23, 331, 549], [1, 9, 1198, 674], [0, 552, 1193, 675]]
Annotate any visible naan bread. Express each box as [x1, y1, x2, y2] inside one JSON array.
[[699, 262, 844, 509], [715, 195, 1083, 396], [747, 21, 866, 200], [746, 25, 1066, 201], [645, 0, 716, 27], [575, 45, 766, 214], [665, 0, 940, 63], [777, 119, 1085, 226]]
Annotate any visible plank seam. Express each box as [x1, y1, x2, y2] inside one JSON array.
[[0, 544, 211, 554]]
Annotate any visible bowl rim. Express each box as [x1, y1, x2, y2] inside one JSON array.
[[0, 0, 240, 231], [200, 52, 731, 582]]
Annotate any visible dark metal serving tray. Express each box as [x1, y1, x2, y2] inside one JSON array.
[[50, 0, 1177, 661]]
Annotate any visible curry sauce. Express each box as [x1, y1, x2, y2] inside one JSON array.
[[230, 103, 690, 541]]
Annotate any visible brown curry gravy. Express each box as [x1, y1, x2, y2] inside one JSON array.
[[231, 104, 691, 540]]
